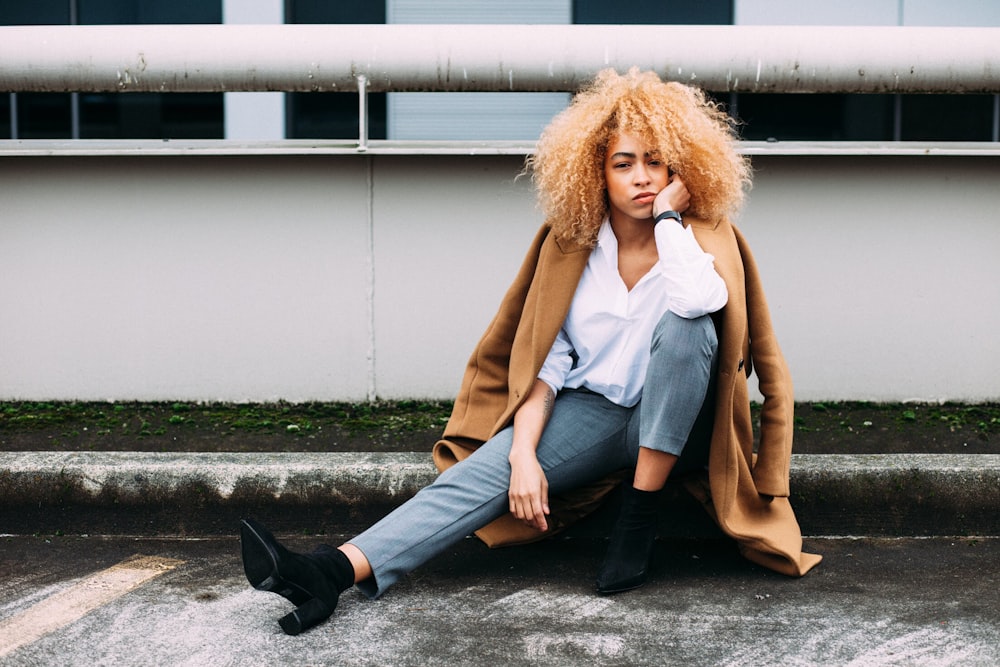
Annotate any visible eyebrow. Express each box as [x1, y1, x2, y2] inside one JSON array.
[[609, 151, 659, 160]]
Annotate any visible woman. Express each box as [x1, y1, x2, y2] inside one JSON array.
[[240, 68, 821, 636]]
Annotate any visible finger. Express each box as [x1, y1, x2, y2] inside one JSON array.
[[518, 498, 536, 523], [510, 496, 526, 520]]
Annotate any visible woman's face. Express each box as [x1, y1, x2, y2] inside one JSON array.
[[603, 132, 669, 224]]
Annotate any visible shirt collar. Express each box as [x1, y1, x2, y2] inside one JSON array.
[[595, 219, 617, 270]]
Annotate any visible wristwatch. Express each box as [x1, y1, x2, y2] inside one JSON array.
[[654, 210, 683, 225]]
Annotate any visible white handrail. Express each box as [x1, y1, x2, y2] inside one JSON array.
[[1, 24, 999, 94]]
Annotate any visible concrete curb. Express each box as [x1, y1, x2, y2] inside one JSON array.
[[1, 452, 998, 537]]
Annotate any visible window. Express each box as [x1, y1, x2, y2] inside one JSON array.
[[899, 95, 996, 141], [1, 95, 10, 139], [385, 0, 571, 141], [79, 94, 225, 140], [731, 91, 998, 143], [732, 94, 895, 142], [573, 0, 732, 24], [12, 94, 74, 140], [286, 0, 387, 139], [77, 0, 219, 24], [0, 2, 70, 25], [1, 1, 224, 140], [730, 0, 1000, 142]]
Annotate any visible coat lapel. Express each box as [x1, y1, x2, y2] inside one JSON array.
[[500, 230, 591, 431]]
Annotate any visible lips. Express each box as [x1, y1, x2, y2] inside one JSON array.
[[633, 193, 656, 205]]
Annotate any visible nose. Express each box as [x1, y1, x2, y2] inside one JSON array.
[[633, 163, 651, 185]]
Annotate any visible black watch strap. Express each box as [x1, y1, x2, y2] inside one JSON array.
[[654, 210, 683, 225]]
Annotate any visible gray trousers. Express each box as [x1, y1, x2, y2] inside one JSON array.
[[350, 311, 719, 598]]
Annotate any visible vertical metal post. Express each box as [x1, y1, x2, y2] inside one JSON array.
[[70, 92, 80, 139], [358, 74, 374, 397], [365, 154, 376, 402], [357, 74, 368, 151], [70, 0, 80, 139], [8, 92, 17, 139]]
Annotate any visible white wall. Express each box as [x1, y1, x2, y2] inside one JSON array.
[[1, 151, 998, 402], [739, 156, 1000, 402], [372, 156, 541, 397], [0, 156, 371, 402]]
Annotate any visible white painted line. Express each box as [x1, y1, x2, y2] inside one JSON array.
[[0, 554, 184, 659]]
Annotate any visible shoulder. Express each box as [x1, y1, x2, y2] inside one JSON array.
[[688, 216, 740, 260]]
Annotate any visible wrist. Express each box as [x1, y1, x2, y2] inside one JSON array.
[[654, 209, 683, 225], [509, 446, 537, 463]]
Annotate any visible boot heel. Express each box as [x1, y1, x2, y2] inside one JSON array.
[[278, 597, 334, 636]]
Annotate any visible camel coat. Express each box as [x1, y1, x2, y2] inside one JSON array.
[[433, 217, 822, 577]]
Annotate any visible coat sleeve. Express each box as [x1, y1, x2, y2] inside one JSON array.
[[737, 228, 794, 498], [441, 224, 551, 445]]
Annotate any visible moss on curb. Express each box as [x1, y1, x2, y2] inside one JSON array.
[[1, 400, 997, 454]]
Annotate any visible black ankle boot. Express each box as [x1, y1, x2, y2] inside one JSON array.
[[240, 517, 355, 635], [595, 486, 661, 594]]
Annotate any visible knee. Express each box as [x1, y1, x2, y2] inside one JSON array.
[[650, 311, 718, 359]]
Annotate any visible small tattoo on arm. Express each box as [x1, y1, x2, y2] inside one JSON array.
[[542, 388, 555, 419]]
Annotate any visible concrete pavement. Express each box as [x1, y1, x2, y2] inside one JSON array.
[[2, 450, 999, 664], [1, 533, 998, 666]]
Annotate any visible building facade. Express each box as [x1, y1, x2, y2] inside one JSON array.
[[2, 2, 999, 403]]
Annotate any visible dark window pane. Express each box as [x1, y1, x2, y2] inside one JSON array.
[[73, 1, 223, 139], [0, 1, 70, 24], [160, 93, 224, 138], [78, 0, 221, 24], [1, 94, 11, 139], [574, 0, 731, 24], [286, 0, 386, 139], [900, 95, 994, 141], [288, 0, 385, 24], [288, 93, 387, 140], [80, 93, 224, 138], [733, 93, 894, 141], [16, 94, 73, 139]]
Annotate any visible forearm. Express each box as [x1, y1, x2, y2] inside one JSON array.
[[654, 221, 728, 317], [510, 379, 556, 461], [507, 379, 556, 530]]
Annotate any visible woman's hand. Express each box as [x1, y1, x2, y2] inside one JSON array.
[[653, 175, 691, 219], [508, 379, 556, 531], [508, 448, 550, 532]]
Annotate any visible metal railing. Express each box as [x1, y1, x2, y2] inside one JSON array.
[[2, 24, 1000, 94], [3, 24, 1000, 149]]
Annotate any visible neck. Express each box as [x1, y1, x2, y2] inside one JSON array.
[[609, 214, 655, 249]]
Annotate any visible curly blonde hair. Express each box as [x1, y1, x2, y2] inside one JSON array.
[[527, 67, 751, 246]]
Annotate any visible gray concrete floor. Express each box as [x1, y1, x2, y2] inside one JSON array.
[[2, 534, 998, 666]]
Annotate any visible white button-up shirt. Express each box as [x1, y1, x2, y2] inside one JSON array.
[[537, 219, 728, 407]]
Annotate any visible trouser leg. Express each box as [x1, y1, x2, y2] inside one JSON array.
[[348, 389, 633, 598], [597, 313, 719, 594], [636, 311, 719, 469]]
